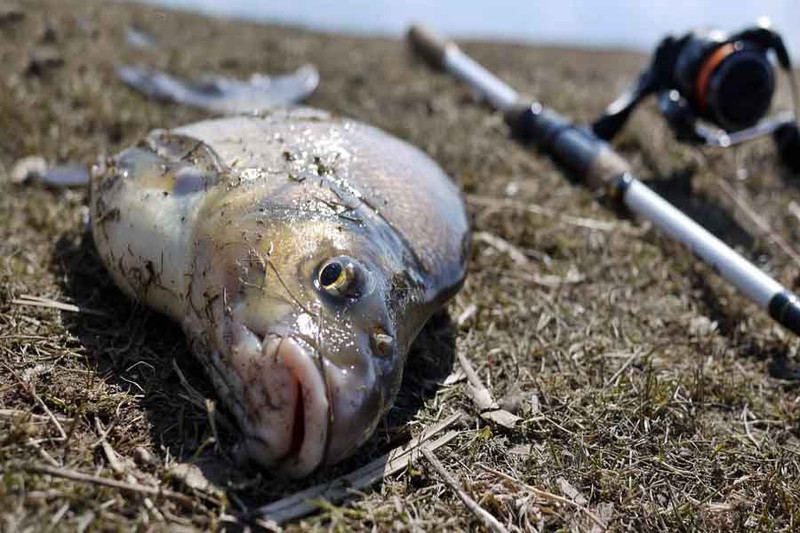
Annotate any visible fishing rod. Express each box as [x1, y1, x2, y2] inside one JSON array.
[[407, 24, 800, 337]]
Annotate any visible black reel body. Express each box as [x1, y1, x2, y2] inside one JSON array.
[[593, 22, 800, 171]]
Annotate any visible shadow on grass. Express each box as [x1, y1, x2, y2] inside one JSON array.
[[52, 232, 220, 450], [779, 166, 800, 195], [643, 169, 800, 376], [634, 167, 767, 335], [643, 167, 755, 251], [52, 230, 456, 513]]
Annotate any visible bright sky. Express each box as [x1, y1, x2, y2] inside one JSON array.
[[140, 0, 800, 55]]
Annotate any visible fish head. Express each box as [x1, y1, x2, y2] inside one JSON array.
[[186, 192, 424, 478]]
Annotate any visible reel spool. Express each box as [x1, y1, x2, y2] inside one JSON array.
[[592, 20, 800, 172]]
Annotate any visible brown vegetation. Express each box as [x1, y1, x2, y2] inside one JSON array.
[[2, 0, 800, 530]]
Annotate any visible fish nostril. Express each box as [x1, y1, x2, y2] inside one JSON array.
[[370, 327, 394, 357]]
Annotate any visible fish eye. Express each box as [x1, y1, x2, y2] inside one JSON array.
[[317, 257, 362, 298], [319, 261, 344, 287]]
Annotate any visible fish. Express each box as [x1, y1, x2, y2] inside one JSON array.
[[125, 26, 158, 51], [116, 64, 320, 114], [90, 108, 470, 477]]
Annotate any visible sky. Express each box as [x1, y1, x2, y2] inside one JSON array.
[[139, 0, 800, 56]]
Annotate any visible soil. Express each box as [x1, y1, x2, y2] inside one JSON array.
[[2, 1, 800, 531]]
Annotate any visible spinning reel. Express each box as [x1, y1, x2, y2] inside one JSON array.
[[592, 21, 800, 172]]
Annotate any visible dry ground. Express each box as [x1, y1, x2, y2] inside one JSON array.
[[2, 1, 800, 531]]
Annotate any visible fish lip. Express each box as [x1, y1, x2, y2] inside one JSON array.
[[217, 326, 332, 478], [230, 326, 383, 476], [256, 334, 330, 478]]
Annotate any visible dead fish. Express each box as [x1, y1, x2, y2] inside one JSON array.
[[116, 64, 320, 113], [36, 165, 90, 187], [10, 157, 89, 187], [125, 26, 158, 50], [90, 108, 470, 477]]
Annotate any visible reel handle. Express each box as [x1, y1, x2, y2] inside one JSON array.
[[593, 70, 658, 140], [592, 35, 679, 140]]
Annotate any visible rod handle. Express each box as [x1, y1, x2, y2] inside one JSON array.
[[505, 103, 630, 189], [408, 24, 453, 69]]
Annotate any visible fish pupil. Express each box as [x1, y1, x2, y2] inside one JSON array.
[[320, 262, 343, 287]]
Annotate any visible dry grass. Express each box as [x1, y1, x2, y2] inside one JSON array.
[[2, 0, 800, 531]]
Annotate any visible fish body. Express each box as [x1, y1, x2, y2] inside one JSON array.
[[90, 108, 469, 476]]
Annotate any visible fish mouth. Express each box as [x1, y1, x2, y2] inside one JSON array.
[[240, 335, 330, 478], [232, 327, 385, 477]]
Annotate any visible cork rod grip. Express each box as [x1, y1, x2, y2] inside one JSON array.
[[407, 24, 453, 69]]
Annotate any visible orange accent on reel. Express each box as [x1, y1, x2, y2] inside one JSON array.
[[695, 42, 736, 114]]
